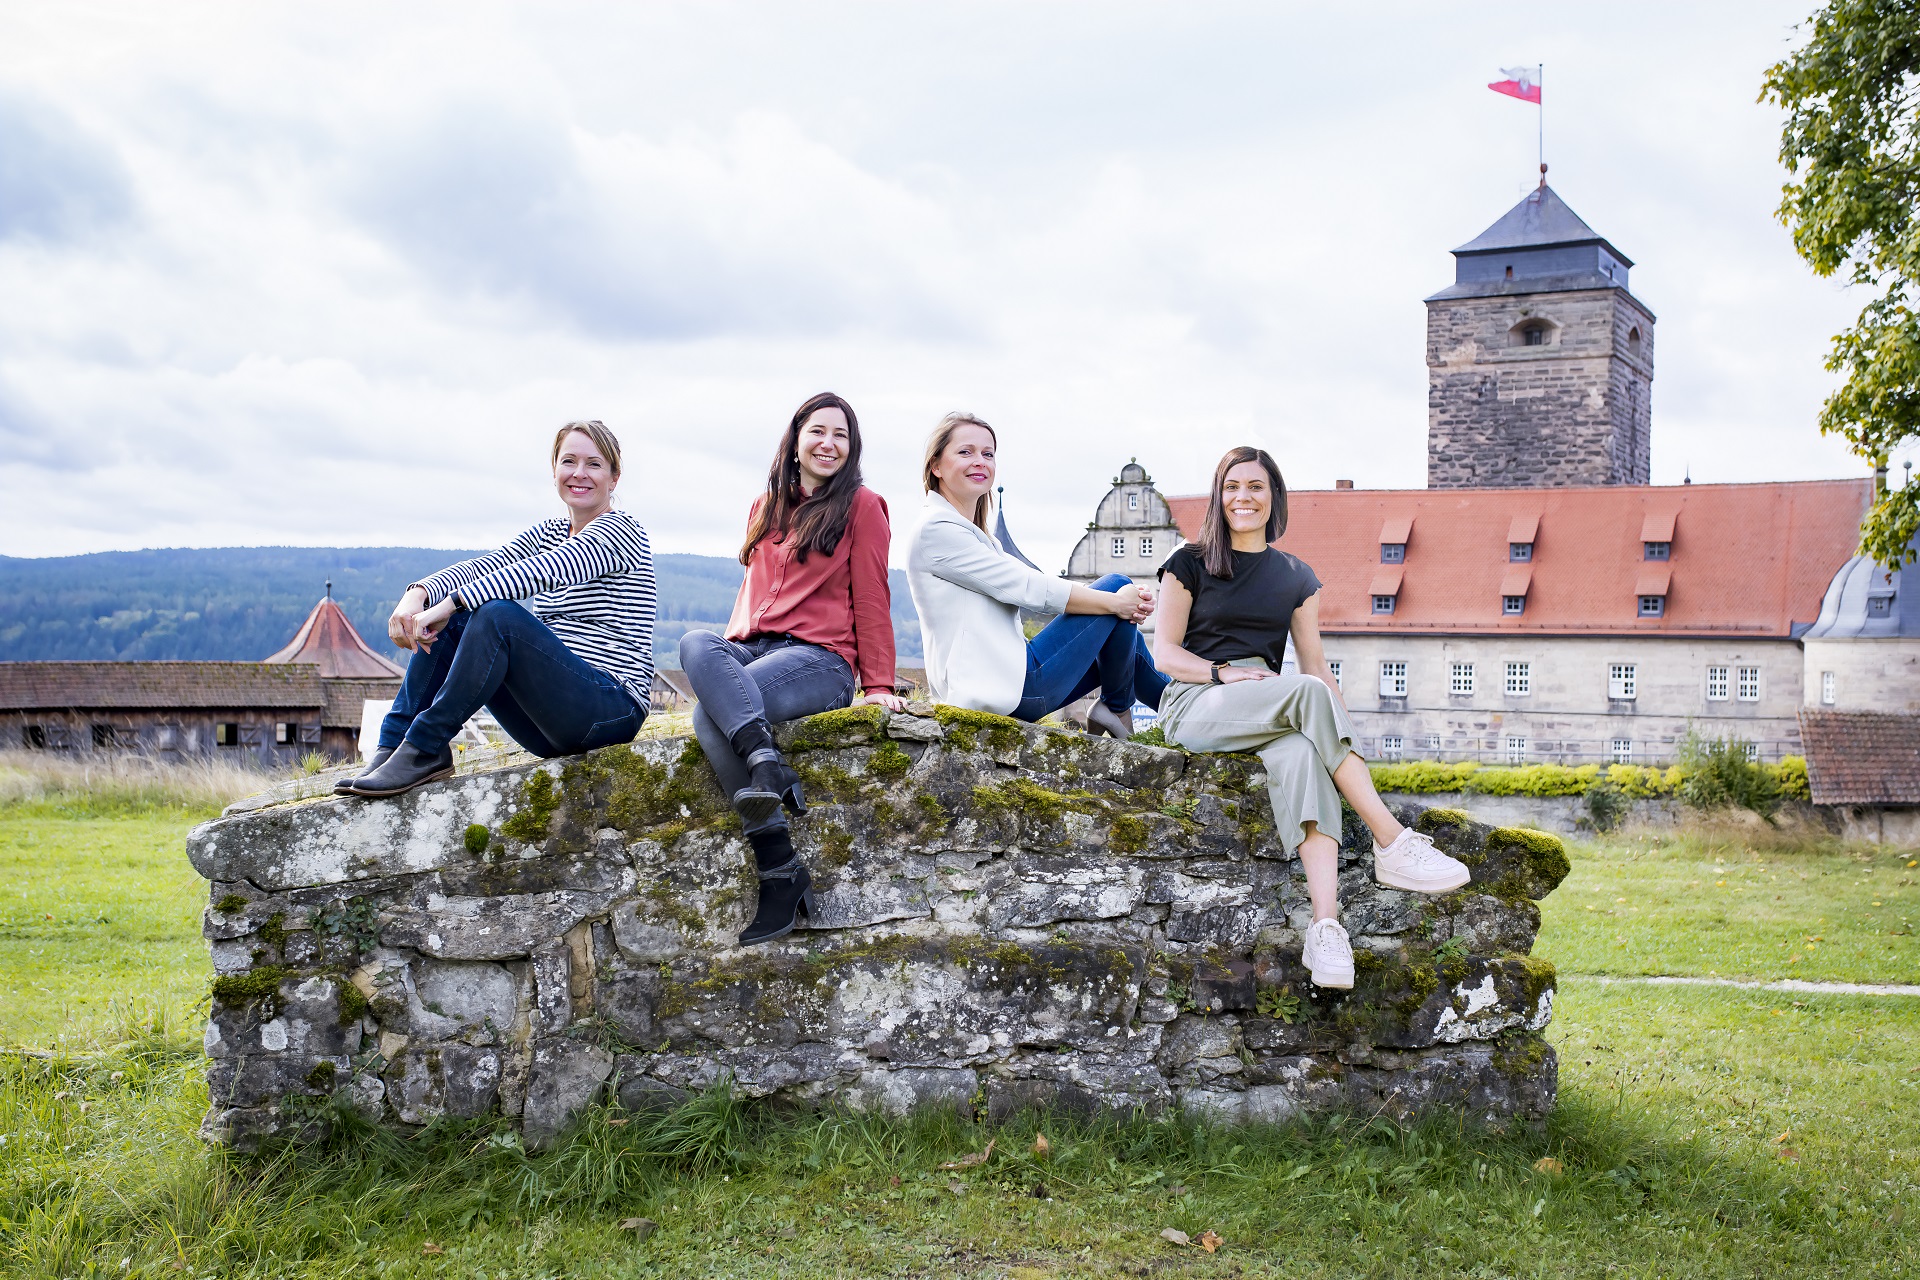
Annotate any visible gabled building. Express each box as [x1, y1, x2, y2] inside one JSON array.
[[0, 592, 402, 763], [1064, 460, 1185, 591]]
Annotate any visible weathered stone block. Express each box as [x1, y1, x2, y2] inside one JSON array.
[[188, 709, 1566, 1147]]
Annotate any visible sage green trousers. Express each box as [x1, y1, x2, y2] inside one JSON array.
[[1156, 661, 1360, 855]]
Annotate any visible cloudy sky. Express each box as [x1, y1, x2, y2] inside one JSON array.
[[0, 1, 1900, 572]]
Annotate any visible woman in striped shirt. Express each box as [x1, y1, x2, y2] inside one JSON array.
[[680, 392, 904, 946], [346, 420, 657, 797]]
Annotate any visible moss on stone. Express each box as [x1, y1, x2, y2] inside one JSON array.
[[1484, 826, 1573, 900], [213, 893, 248, 915], [337, 981, 371, 1025], [783, 705, 887, 752], [1109, 812, 1149, 854], [814, 821, 855, 869], [933, 705, 1025, 755], [793, 758, 865, 805], [972, 776, 1083, 824], [304, 1060, 337, 1090], [463, 823, 491, 855], [593, 741, 733, 836], [1351, 948, 1385, 974], [501, 768, 561, 844], [1416, 807, 1473, 833], [257, 913, 290, 949], [914, 792, 947, 826], [1396, 964, 1440, 1020], [642, 878, 708, 936], [1507, 952, 1558, 1009], [868, 738, 912, 783], [211, 965, 289, 1014]]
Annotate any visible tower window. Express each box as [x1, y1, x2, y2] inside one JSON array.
[[1524, 327, 1545, 346], [1504, 265, 1513, 279], [1644, 541, 1670, 560], [1127, 492, 1139, 511], [1821, 670, 1836, 705], [1638, 595, 1666, 617], [1868, 594, 1894, 617], [1372, 595, 1397, 615], [1627, 326, 1643, 359], [1512, 318, 1554, 347], [1380, 542, 1405, 564], [1509, 542, 1532, 562], [1503, 594, 1526, 615]]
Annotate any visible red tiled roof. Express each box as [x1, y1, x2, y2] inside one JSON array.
[[1166, 479, 1870, 636], [262, 597, 404, 678], [0, 662, 324, 712], [1798, 710, 1920, 805]]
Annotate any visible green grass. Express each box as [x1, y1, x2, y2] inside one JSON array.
[[0, 805, 214, 1049], [2, 802, 1917, 1277], [1536, 828, 1920, 984]]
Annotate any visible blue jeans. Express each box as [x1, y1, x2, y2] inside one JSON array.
[[1013, 574, 1168, 722], [679, 631, 856, 833], [380, 600, 645, 758]]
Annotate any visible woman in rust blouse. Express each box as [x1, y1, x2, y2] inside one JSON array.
[[679, 391, 903, 945]]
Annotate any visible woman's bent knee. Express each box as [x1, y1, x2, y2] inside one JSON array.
[[1090, 572, 1130, 592], [678, 629, 725, 665]]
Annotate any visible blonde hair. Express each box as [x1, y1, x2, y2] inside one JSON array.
[[551, 420, 622, 478], [922, 412, 996, 530]]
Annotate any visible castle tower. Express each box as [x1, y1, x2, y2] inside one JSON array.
[[1425, 182, 1654, 488]]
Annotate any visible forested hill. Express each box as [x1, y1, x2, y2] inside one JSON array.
[[0, 547, 921, 666]]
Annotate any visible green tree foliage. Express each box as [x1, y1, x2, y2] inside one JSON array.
[[1762, 1, 1920, 565]]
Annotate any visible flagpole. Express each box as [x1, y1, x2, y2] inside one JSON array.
[[1537, 63, 1545, 179]]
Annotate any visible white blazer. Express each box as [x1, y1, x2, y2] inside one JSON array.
[[907, 493, 1073, 715]]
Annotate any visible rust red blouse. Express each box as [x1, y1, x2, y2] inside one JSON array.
[[725, 486, 897, 693]]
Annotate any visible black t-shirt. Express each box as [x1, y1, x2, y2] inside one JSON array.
[[1157, 544, 1322, 669]]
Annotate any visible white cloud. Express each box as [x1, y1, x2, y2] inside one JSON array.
[[0, 0, 1897, 578]]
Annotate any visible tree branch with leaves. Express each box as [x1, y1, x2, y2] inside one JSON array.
[[1762, 0, 1920, 565]]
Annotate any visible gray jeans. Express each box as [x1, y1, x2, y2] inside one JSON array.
[[679, 631, 856, 834], [1156, 659, 1359, 855]]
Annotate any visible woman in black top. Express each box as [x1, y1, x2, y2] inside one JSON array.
[[1153, 446, 1469, 990]]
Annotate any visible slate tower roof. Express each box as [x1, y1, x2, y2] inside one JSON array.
[[1428, 183, 1640, 302]]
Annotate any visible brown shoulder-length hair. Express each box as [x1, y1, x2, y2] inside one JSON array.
[[551, 420, 622, 477], [739, 392, 865, 565], [921, 412, 997, 531], [1197, 446, 1288, 578]]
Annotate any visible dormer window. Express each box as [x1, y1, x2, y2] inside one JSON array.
[[1509, 542, 1532, 562], [1380, 543, 1405, 564], [1638, 595, 1666, 617], [1503, 595, 1526, 615], [1372, 595, 1396, 615], [1513, 319, 1554, 347], [1644, 541, 1670, 561]]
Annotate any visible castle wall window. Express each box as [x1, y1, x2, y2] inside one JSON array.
[[1379, 661, 1408, 698], [1127, 493, 1139, 511], [1505, 661, 1530, 696], [1110, 536, 1126, 558], [1139, 536, 1154, 557], [1638, 595, 1665, 617], [1821, 670, 1836, 705], [1450, 662, 1474, 696], [22, 724, 46, 750], [1509, 542, 1532, 562], [1380, 543, 1405, 564], [1326, 660, 1342, 688], [1737, 667, 1761, 701], [1611, 738, 1634, 763], [1608, 663, 1637, 700], [1706, 666, 1729, 700], [1506, 735, 1529, 763], [1380, 735, 1404, 760], [1503, 595, 1526, 615], [1643, 541, 1670, 561]]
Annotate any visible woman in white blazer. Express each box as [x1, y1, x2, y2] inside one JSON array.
[[906, 413, 1166, 734]]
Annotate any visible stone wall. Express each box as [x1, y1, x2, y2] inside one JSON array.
[[185, 705, 1570, 1150], [1426, 286, 1654, 489]]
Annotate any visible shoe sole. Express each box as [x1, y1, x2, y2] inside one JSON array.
[[348, 764, 455, 797], [1309, 968, 1354, 989], [1373, 866, 1471, 894], [733, 788, 783, 826]]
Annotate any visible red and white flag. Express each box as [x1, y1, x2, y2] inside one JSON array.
[[1489, 66, 1541, 104]]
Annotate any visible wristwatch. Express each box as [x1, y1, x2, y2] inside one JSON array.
[[1209, 662, 1226, 685]]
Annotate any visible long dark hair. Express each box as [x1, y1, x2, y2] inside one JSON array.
[[1198, 446, 1287, 578], [739, 392, 865, 565]]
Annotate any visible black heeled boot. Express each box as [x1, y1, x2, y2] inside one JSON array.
[[738, 827, 813, 946], [728, 720, 806, 825]]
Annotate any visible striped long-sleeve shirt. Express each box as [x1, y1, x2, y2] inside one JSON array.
[[415, 510, 657, 707]]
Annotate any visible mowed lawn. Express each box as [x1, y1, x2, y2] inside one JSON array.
[[0, 806, 211, 1048], [1, 805, 1917, 1277]]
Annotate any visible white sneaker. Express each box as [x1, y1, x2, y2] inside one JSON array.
[[1373, 828, 1471, 893], [1302, 917, 1354, 989]]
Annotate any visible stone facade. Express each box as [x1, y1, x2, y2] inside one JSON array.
[[1426, 286, 1654, 490], [186, 707, 1568, 1149], [1321, 634, 1806, 764], [1063, 461, 1185, 588]]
